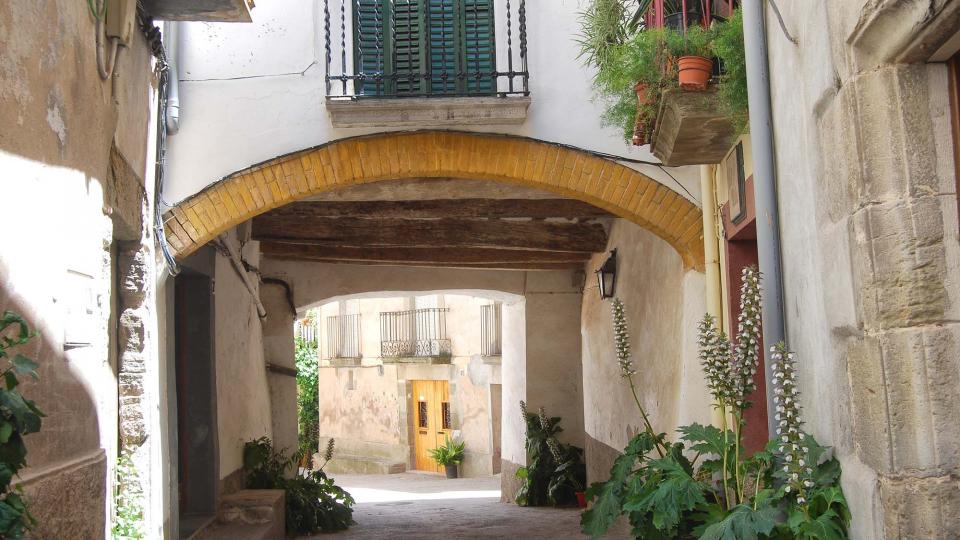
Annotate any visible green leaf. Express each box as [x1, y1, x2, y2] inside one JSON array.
[[0, 390, 41, 434], [788, 507, 846, 540], [581, 432, 657, 538], [679, 423, 730, 458], [0, 423, 12, 444], [698, 502, 780, 540], [623, 456, 707, 531], [10, 356, 37, 380], [3, 372, 17, 391]]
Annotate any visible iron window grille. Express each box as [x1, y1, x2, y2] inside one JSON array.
[[295, 319, 319, 346], [379, 308, 452, 358], [325, 314, 363, 359], [480, 302, 502, 356], [324, 0, 529, 98]]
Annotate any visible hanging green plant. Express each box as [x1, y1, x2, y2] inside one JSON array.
[[0, 311, 45, 539], [712, 9, 749, 133]]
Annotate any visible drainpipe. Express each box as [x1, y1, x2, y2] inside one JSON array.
[[699, 164, 725, 428], [164, 22, 181, 135], [742, 0, 786, 439]]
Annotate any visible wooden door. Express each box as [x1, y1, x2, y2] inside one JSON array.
[[411, 380, 452, 473]]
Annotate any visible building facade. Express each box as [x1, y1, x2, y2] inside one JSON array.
[[1, 0, 958, 538]]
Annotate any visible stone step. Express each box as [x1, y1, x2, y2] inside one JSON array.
[[211, 489, 286, 540], [320, 454, 407, 475], [193, 521, 276, 540]]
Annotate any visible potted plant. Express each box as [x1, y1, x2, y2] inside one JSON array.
[[666, 23, 714, 90], [429, 437, 465, 479], [547, 442, 587, 508]]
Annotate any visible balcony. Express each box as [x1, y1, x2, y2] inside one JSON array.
[[323, 0, 531, 127], [379, 308, 452, 363]]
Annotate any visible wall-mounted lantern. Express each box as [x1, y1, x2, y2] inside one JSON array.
[[595, 249, 617, 299]]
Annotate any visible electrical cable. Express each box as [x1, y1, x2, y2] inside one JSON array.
[[543, 140, 700, 204], [138, 7, 180, 275], [766, 0, 798, 45], [94, 0, 121, 80]]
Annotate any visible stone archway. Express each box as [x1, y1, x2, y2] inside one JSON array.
[[163, 131, 704, 268]]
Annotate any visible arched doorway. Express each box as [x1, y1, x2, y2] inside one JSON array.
[[162, 131, 704, 269]]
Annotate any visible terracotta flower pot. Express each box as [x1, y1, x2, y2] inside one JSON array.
[[678, 56, 713, 91], [575, 491, 587, 508], [634, 82, 653, 105]]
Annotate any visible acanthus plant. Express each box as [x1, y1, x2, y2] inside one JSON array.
[[581, 266, 851, 539]]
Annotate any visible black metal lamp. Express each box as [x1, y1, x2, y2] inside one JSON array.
[[595, 249, 617, 299]]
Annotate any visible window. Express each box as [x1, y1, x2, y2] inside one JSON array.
[[480, 302, 501, 356], [441, 402, 452, 429], [418, 401, 429, 428], [354, 0, 496, 96]]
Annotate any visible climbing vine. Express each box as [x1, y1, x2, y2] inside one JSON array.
[[112, 452, 145, 539], [0, 311, 44, 539], [295, 337, 320, 461]]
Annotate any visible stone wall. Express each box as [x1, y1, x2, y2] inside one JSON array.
[[0, 0, 159, 536], [765, 2, 960, 537]]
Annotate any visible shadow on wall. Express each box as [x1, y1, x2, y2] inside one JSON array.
[[0, 260, 107, 539]]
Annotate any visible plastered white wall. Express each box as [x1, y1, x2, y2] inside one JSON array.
[[164, 0, 700, 204]]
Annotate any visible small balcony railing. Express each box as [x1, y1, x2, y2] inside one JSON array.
[[641, 0, 737, 31], [326, 314, 362, 359], [323, 0, 529, 98], [380, 308, 452, 358]]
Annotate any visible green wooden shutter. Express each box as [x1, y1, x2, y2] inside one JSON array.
[[427, 0, 458, 94], [393, 0, 424, 95], [462, 0, 495, 94], [355, 0, 387, 95], [354, 0, 494, 97]]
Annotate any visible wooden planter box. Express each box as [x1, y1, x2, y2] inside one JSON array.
[[650, 87, 737, 166]]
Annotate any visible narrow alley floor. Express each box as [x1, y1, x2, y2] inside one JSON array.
[[302, 472, 590, 539]]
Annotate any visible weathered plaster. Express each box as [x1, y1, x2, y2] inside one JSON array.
[[581, 220, 709, 482], [164, 0, 701, 204], [214, 232, 273, 479], [0, 1, 160, 535]]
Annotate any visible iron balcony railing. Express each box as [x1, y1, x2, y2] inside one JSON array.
[[481, 303, 501, 356], [324, 0, 529, 98], [379, 308, 452, 358], [642, 0, 737, 31], [326, 314, 362, 359]]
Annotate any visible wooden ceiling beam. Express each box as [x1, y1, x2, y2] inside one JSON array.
[[260, 257, 585, 271], [252, 217, 608, 253], [260, 243, 594, 265], [259, 199, 612, 220]]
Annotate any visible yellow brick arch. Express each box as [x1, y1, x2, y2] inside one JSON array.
[[163, 131, 705, 269]]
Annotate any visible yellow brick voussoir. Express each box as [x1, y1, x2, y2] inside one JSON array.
[[164, 131, 704, 269]]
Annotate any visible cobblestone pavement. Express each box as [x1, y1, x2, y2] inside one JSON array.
[[301, 472, 602, 539]]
